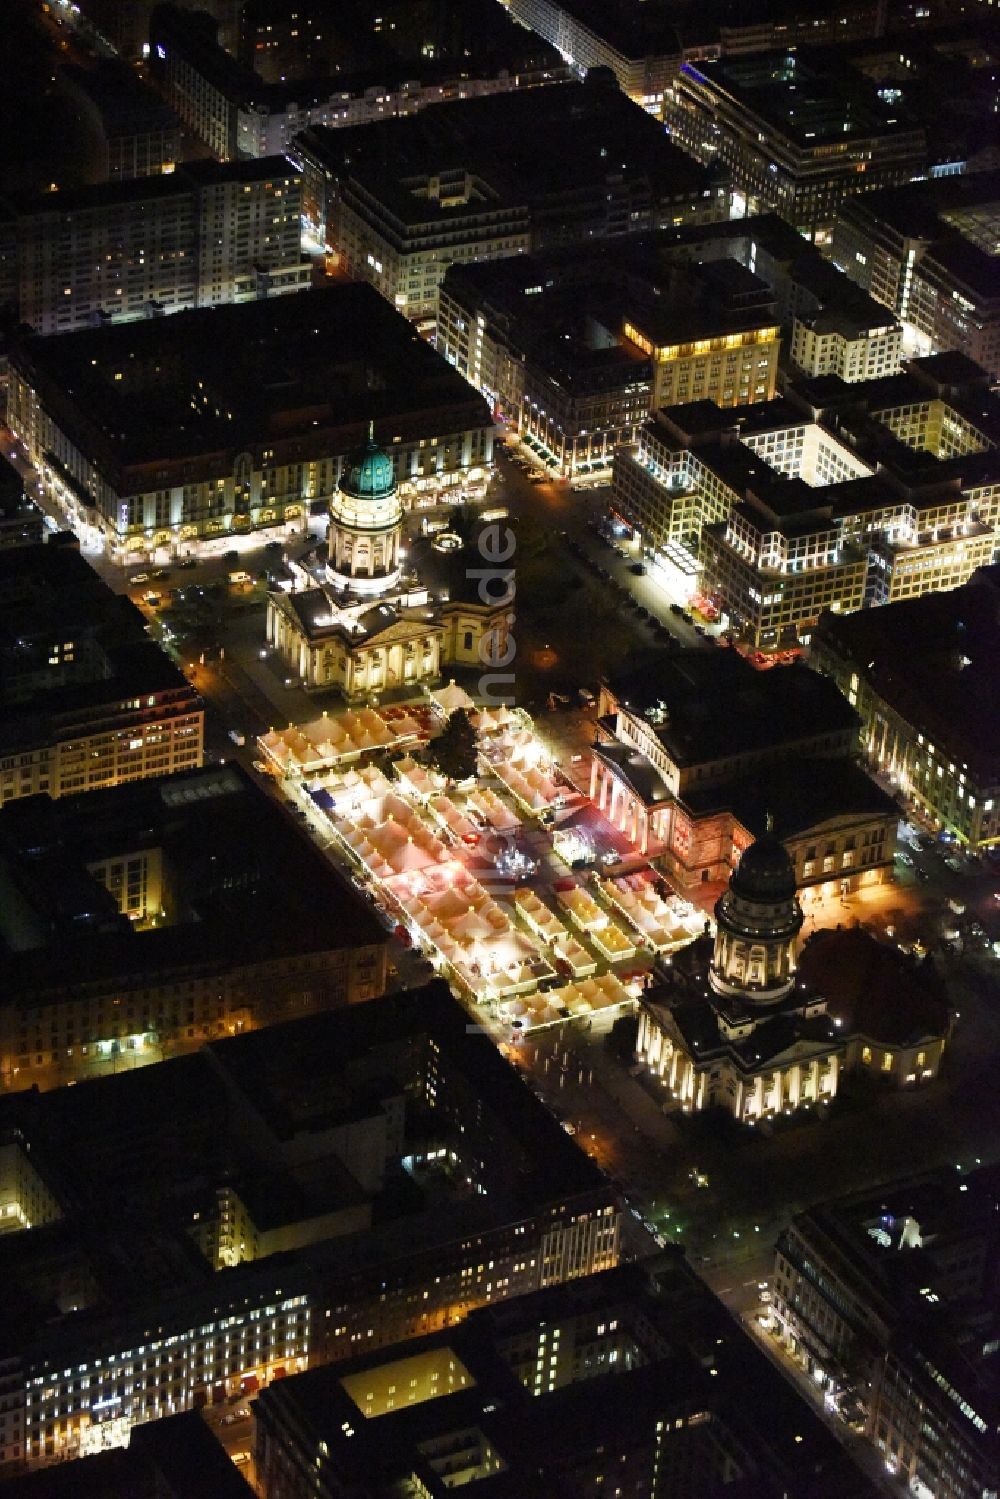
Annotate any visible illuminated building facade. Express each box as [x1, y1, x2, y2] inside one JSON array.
[[267, 509, 511, 698], [438, 249, 762, 479], [810, 574, 1000, 850], [0, 763, 388, 1088], [636, 849, 948, 1121], [771, 1166, 999, 1498], [0, 984, 620, 1478], [0, 158, 309, 338], [790, 304, 902, 383], [664, 51, 926, 246], [0, 547, 203, 810], [150, 1, 568, 163], [590, 652, 898, 896], [637, 836, 844, 1120], [832, 171, 1000, 380], [6, 286, 494, 559], [611, 353, 1000, 649], [253, 1256, 870, 1498]]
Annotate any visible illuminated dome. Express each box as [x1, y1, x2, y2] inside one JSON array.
[[730, 835, 797, 903], [327, 424, 403, 596], [340, 435, 397, 503]]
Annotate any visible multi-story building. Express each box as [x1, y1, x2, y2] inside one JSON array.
[[6, 284, 495, 561], [590, 649, 899, 894], [790, 302, 902, 382], [0, 761, 388, 1087], [331, 165, 530, 327], [0, 546, 203, 812], [150, 2, 569, 164], [809, 573, 1000, 850], [611, 353, 1000, 650], [637, 837, 947, 1123], [267, 459, 512, 698], [253, 1255, 874, 1498], [771, 1166, 1000, 1498], [59, 61, 182, 181], [0, 157, 309, 338], [438, 246, 764, 478], [832, 171, 1000, 380], [0, 982, 619, 1477], [298, 73, 725, 323], [664, 50, 926, 246]]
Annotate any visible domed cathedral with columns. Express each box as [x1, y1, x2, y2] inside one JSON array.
[[326, 424, 404, 596], [637, 830, 951, 1123], [637, 833, 843, 1124], [266, 425, 511, 701]]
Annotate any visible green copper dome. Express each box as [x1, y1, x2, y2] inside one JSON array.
[[340, 433, 396, 502]]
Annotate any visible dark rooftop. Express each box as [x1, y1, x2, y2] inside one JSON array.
[[811, 580, 1000, 783], [8, 285, 492, 487], [798, 928, 950, 1047], [606, 652, 859, 767]]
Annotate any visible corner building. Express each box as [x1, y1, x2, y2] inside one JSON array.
[[6, 287, 494, 560]]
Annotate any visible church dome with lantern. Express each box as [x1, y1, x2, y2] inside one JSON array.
[[709, 830, 802, 1005], [327, 425, 404, 596]]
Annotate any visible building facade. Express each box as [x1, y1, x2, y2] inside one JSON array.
[[610, 355, 1000, 650], [771, 1168, 999, 1499], [6, 286, 495, 560], [0, 547, 203, 811], [665, 51, 926, 246], [832, 172, 1000, 380], [810, 575, 1000, 850], [0, 158, 309, 338]]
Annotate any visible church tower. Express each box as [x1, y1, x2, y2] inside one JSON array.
[[326, 424, 403, 595], [709, 830, 802, 1005]]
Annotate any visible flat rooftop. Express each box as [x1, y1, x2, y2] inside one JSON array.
[[0, 762, 386, 993], [606, 652, 859, 766], [301, 74, 713, 211], [811, 580, 1000, 784], [9, 285, 492, 485], [683, 49, 924, 148]]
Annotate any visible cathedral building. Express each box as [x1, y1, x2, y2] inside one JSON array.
[[637, 834, 949, 1123], [267, 430, 508, 700]]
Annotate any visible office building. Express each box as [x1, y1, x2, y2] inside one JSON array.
[[150, 2, 568, 165], [60, 61, 182, 181], [790, 302, 901, 383], [832, 171, 1000, 380], [298, 73, 725, 326], [610, 353, 1000, 650], [0, 545, 203, 812], [771, 1165, 1000, 1498], [253, 1255, 874, 1497], [810, 575, 1000, 850], [0, 157, 309, 338], [439, 246, 766, 479], [6, 285, 495, 560], [664, 50, 926, 245], [0, 982, 618, 1475], [590, 650, 899, 893], [636, 839, 948, 1121], [0, 761, 388, 1087]]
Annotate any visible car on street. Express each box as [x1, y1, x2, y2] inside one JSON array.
[[177, 557, 197, 569], [630, 562, 646, 575], [129, 572, 149, 585], [264, 540, 283, 551]]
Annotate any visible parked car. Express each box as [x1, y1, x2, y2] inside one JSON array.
[[177, 557, 198, 569], [630, 562, 646, 575], [129, 571, 150, 585]]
